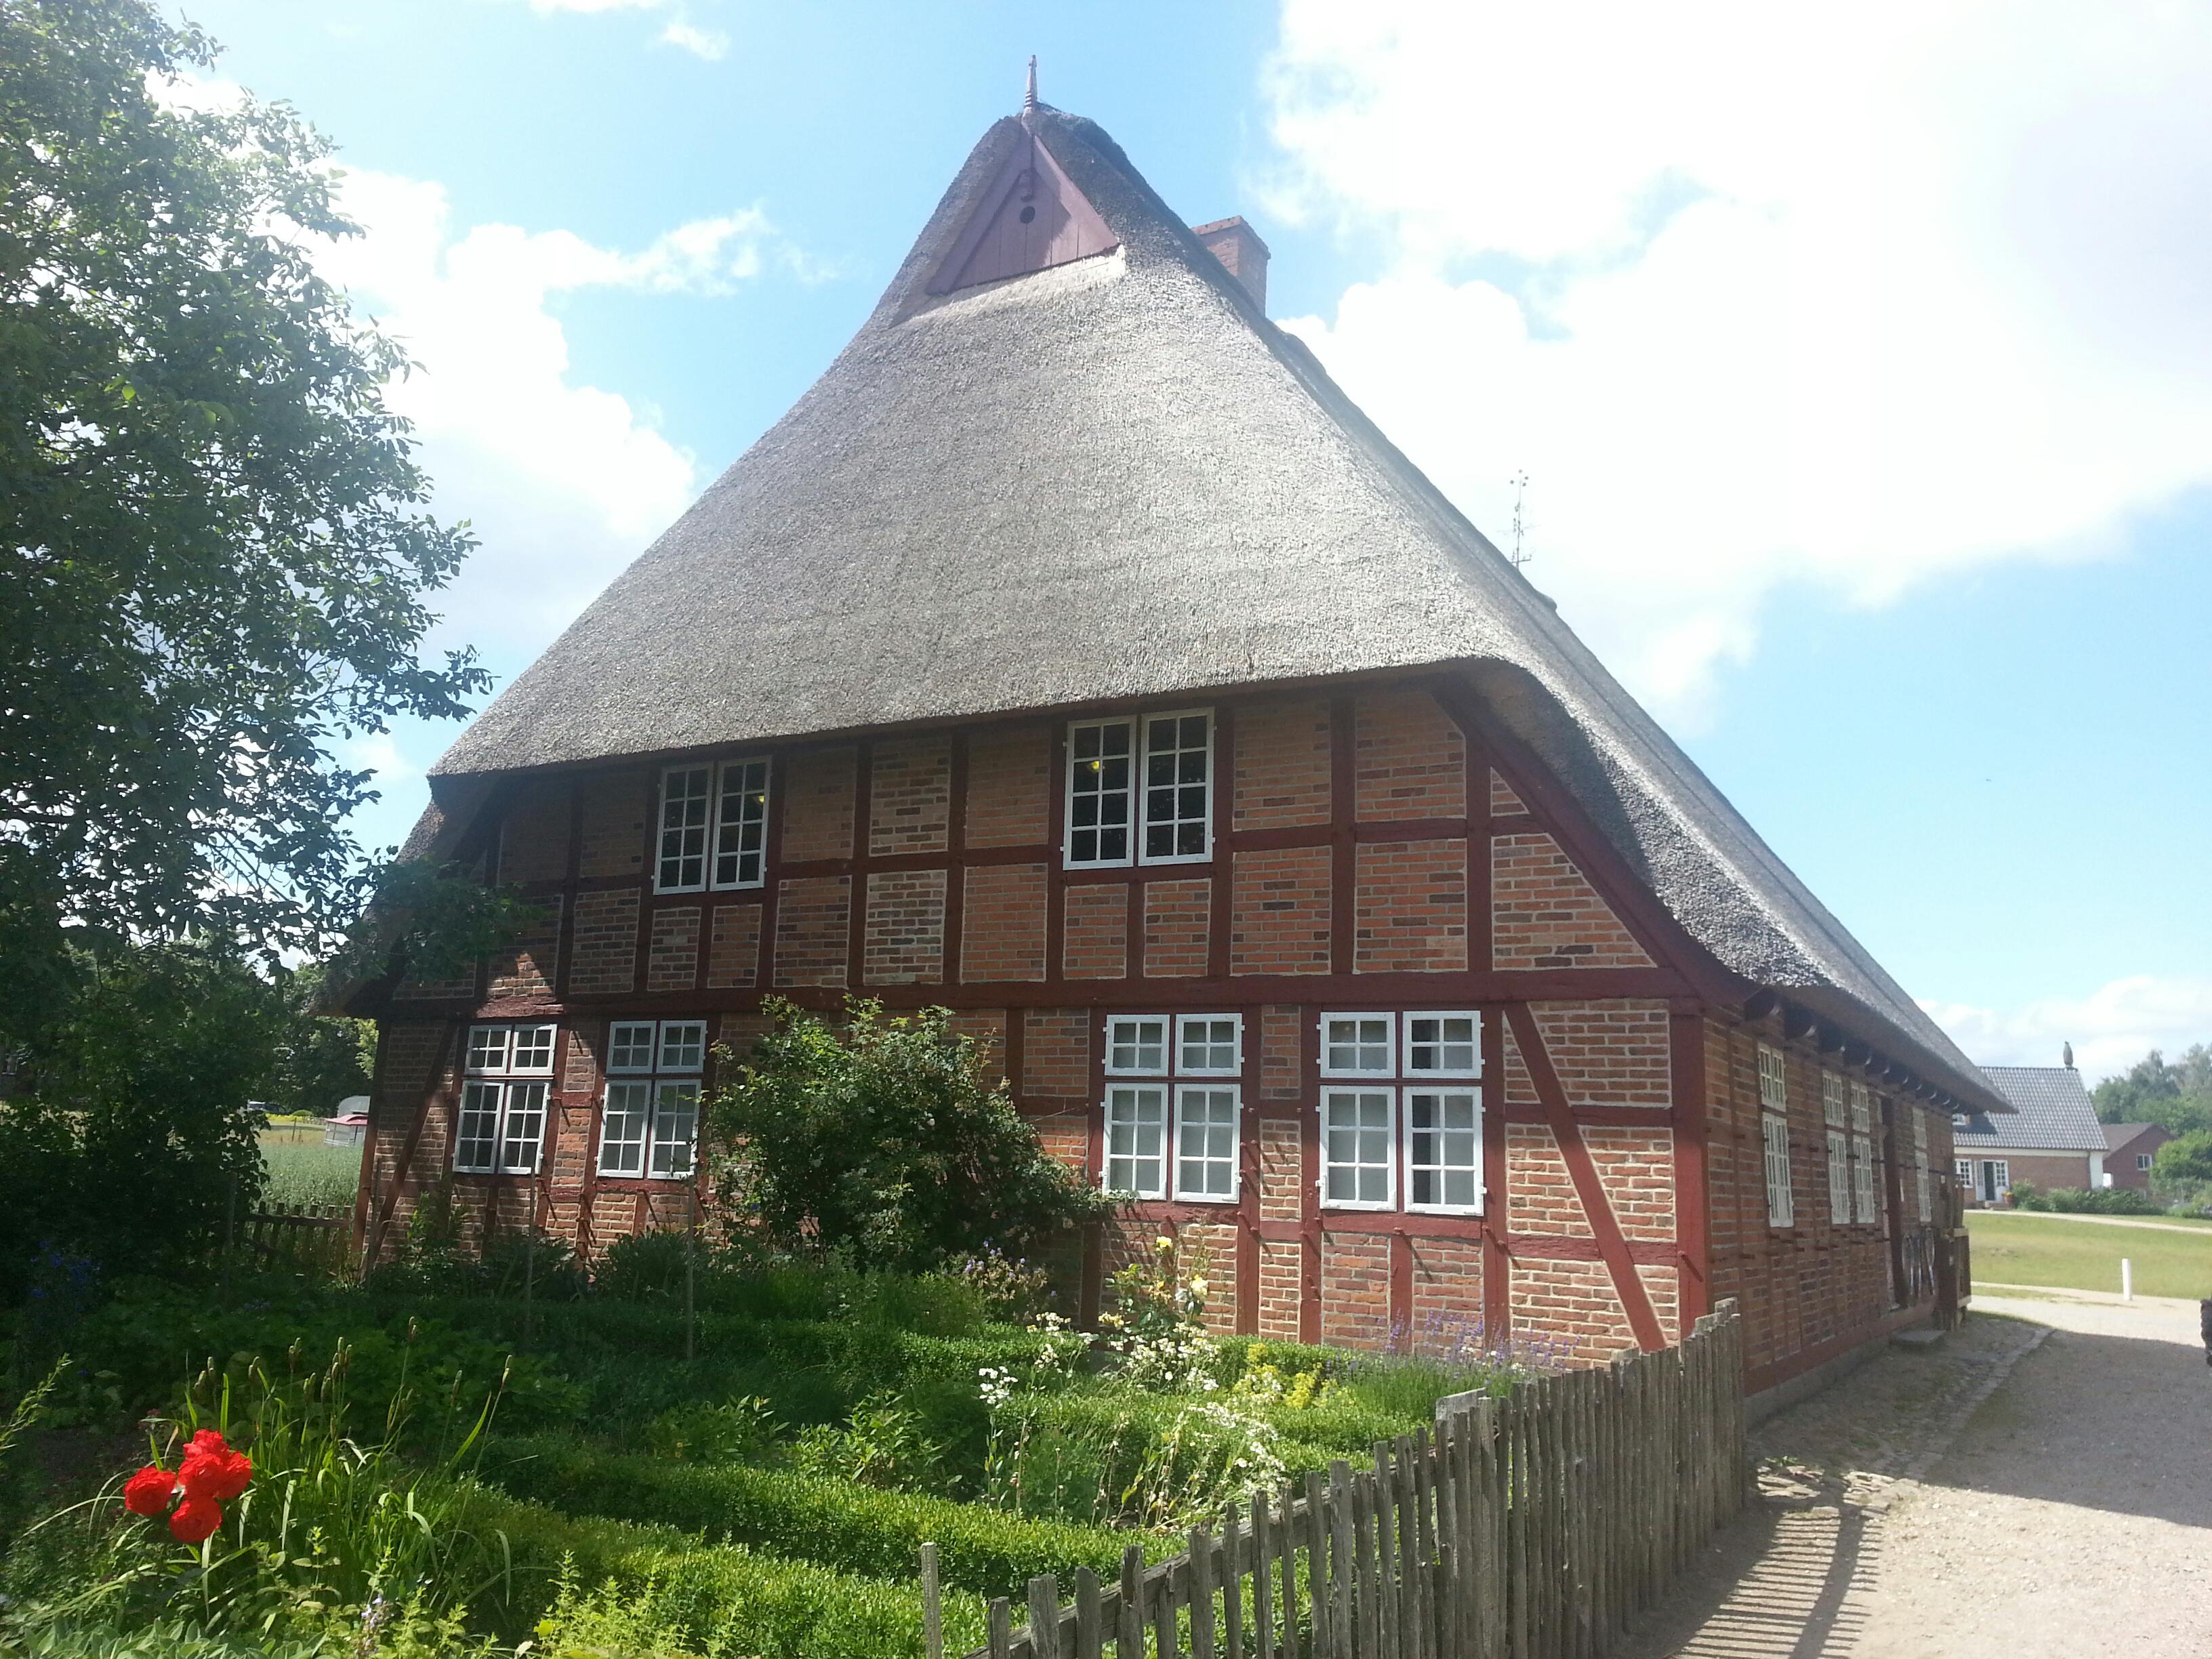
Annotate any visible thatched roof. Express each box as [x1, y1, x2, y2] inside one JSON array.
[[417, 104, 1999, 1112]]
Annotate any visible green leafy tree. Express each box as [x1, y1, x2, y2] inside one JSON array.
[[2152, 1130, 2212, 1186], [268, 964, 374, 1117], [0, 0, 489, 1038], [0, 941, 281, 1294], [709, 999, 1114, 1273], [2093, 1045, 2212, 1134]]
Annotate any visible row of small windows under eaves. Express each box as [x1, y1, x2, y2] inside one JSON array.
[[453, 1021, 700, 1182], [1755, 1041, 1934, 1230], [1101, 1011, 1485, 1214], [651, 711, 1221, 894]]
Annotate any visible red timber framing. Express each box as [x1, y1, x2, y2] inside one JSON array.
[[356, 670, 1959, 1380]]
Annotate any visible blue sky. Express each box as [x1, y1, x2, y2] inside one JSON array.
[[178, 1, 2211, 1080]]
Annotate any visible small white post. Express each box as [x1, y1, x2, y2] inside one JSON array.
[[2123, 1258, 2134, 1302]]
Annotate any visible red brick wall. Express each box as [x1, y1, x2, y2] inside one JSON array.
[[1353, 838, 1468, 972], [1507, 1123, 1591, 1236], [569, 890, 638, 996], [773, 876, 850, 987], [1354, 687, 1463, 820], [705, 901, 761, 989], [1319, 1233, 1393, 1348], [1511, 1256, 1633, 1358], [1023, 1008, 1088, 1102], [782, 747, 855, 861], [961, 864, 1046, 982], [577, 769, 649, 880], [869, 737, 951, 856], [863, 869, 947, 984], [1233, 697, 1331, 829], [1231, 846, 1332, 974], [489, 895, 562, 1000], [499, 781, 571, 884], [1141, 878, 1210, 977], [1492, 834, 1652, 970], [1408, 1236, 1485, 1347], [966, 722, 1050, 848], [1062, 883, 1127, 979], [646, 906, 700, 993]]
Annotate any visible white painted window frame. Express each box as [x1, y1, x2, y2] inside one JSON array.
[[1822, 1071, 1847, 1129], [1174, 1013, 1242, 1077], [1103, 1014, 1171, 1076], [1102, 1082, 1169, 1199], [710, 756, 773, 891], [1757, 1044, 1788, 1113], [1319, 1086, 1397, 1210], [1064, 716, 1138, 869], [1404, 1012, 1482, 1080], [1172, 1084, 1241, 1202], [1136, 708, 1215, 866], [1098, 1012, 1242, 1205], [1761, 1111, 1795, 1229], [456, 1023, 558, 1175], [1404, 1087, 1483, 1215], [655, 762, 714, 894], [2138, 1153, 2153, 1172], [1826, 1127, 1851, 1226], [1319, 1012, 1397, 1080], [598, 1020, 705, 1180], [1851, 1134, 1877, 1224]]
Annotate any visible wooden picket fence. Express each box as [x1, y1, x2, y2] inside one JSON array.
[[930, 1301, 1746, 1659], [239, 1203, 352, 1275]]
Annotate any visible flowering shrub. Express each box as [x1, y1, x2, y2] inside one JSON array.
[[1097, 1237, 1217, 1392], [951, 1248, 1054, 1324], [119, 1430, 251, 1544]]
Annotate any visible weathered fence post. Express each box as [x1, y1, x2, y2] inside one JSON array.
[[921, 1542, 943, 1659]]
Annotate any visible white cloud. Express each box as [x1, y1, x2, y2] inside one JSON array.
[[659, 20, 730, 60], [302, 168, 795, 654], [1923, 977, 2212, 1084], [1264, 1, 2212, 718], [343, 731, 419, 790]]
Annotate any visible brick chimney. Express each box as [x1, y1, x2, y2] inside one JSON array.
[[1191, 216, 1269, 312]]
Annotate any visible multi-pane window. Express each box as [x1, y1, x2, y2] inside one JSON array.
[[1098, 1013, 1241, 1202], [1406, 1090, 1481, 1211], [1757, 1044, 1788, 1113], [455, 1023, 556, 1174], [1317, 1012, 1483, 1215], [1321, 1089, 1395, 1208], [1761, 1111, 1795, 1229], [712, 759, 771, 889], [1849, 1084, 1877, 1225], [1822, 1073, 1850, 1225], [1175, 1086, 1239, 1200], [1911, 1111, 1931, 1221], [1953, 1158, 1972, 1189], [1065, 711, 1212, 868], [599, 1019, 705, 1179], [658, 760, 773, 893], [1142, 712, 1212, 861], [657, 765, 712, 891]]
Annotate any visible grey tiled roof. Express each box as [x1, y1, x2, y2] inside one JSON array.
[[1959, 1067, 2106, 1151], [2103, 1122, 2164, 1151]]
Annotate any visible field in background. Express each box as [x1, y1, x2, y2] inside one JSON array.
[[259, 1128, 359, 1209], [1967, 1210, 2212, 1300]]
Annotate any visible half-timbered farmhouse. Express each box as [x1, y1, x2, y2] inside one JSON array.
[[342, 94, 2003, 1399]]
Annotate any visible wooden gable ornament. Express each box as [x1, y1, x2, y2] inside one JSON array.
[[928, 123, 1119, 295]]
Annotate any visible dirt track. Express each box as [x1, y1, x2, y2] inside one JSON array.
[[1619, 1292, 2212, 1658]]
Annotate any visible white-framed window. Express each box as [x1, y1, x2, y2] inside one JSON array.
[[1098, 1012, 1242, 1203], [1321, 1088, 1395, 1208], [1912, 1111, 1932, 1221], [1757, 1044, 1788, 1113], [2138, 1153, 2154, 1172], [455, 1022, 558, 1175], [1315, 1011, 1486, 1214], [1104, 1015, 1170, 1075], [1176, 1015, 1242, 1076], [1320, 1013, 1395, 1078], [1822, 1072, 1847, 1129], [1761, 1110, 1795, 1229], [1174, 1085, 1240, 1200], [1405, 1013, 1480, 1078], [1406, 1089, 1482, 1212], [711, 758, 771, 890], [1826, 1128, 1851, 1226], [1104, 1084, 1169, 1197], [656, 764, 713, 893], [1064, 710, 1213, 869], [1849, 1084, 1877, 1225], [1954, 1158, 1972, 1187], [597, 1019, 706, 1179]]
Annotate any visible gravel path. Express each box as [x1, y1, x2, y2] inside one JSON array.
[[1618, 1293, 2212, 1657]]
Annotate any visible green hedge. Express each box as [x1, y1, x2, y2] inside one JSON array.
[[475, 1486, 989, 1658], [489, 1437, 1161, 1600]]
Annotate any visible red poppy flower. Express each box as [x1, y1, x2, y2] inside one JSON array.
[[122, 1464, 176, 1517], [168, 1495, 223, 1544], [178, 1444, 251, 1504]]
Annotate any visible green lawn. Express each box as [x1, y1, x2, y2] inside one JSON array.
[[1967, 1210, 2212, 1300]]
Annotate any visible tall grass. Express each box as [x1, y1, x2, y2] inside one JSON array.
[[257, 1135, 357, 1210]]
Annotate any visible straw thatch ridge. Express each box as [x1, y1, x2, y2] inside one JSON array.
[[415, 105, 1994, 1109]]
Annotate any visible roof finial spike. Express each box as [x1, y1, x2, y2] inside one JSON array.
[[1024, 55, 1038, 114]]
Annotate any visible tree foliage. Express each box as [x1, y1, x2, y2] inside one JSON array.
[[0, 941, 279, 1296], [2091, 1044, 2212, 1134], [267, 963, 374, 1117], [709, 1000, 1113, 1273], [2152, 1130, 2212, 1186], [0, 0, 487, 1037]]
